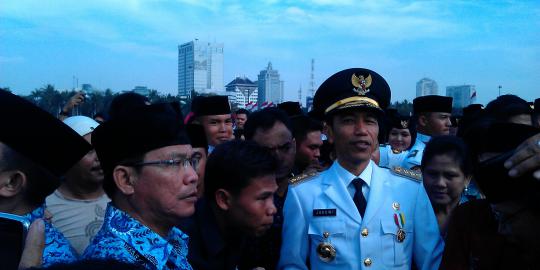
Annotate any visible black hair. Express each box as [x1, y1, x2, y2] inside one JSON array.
[[244, 108, 293, 140], [102, 154, 144, 199], [291, 115, 323, 143], [204, 140, 278, 201], [235, 108, 250, 115], [0, 143, 59, 208], [421, 135, 473, 176]]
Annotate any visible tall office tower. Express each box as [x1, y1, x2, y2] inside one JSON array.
[[257, 62, 284, 107], [446, 85, 477, 109], [225, 76, 258, 108], [178, 40, 224, 97], [416, 78, 438, 97]]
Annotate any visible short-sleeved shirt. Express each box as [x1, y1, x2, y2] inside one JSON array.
[[23, 204, 79, 267], [46, 190, 110, 255], [83, 203, 192, 270]]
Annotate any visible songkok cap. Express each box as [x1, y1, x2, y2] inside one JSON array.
[[313, 68, 391, 116], [186, 124, 208, 149], [0, 90, 92, 178], [533, 98, 540, 114], [464, 121, 539, 155], [108, 92, 150, 120], [63, 116, 100, 137], [413, 95, 453, 114], [277, 101, 303, 117], [192, 96, 231, 117], [485, 94, 531, 119], [92, 102, 190, 184]]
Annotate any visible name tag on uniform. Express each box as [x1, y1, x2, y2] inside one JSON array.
[[313, 209, 336, 217]]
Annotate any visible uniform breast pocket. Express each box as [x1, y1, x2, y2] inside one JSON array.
[[380, 217, 413, 267], [308, 220, 346, 265]]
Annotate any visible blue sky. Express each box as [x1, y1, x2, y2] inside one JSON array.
[[1, 0, 539, 105]]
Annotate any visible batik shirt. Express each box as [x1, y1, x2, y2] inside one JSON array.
[[83, 203, 192, 270], [23, 204, 79, 267]]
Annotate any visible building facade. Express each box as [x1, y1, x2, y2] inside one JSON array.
[[178, 40, 224, 97], [257, 62, 283, 107], [416, 78, 438, 97], [225, 76, 258, 108], [446, 85, 477, 109]]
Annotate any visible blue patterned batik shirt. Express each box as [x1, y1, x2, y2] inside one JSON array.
[[23, 204, 79, 267], [83, 203, 192, 270]]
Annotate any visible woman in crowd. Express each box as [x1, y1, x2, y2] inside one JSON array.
[[420, 136, 472, 236], [440, 122, 540, 269], [378, 113, 414, 168]]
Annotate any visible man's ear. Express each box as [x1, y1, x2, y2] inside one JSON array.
[[113, 166, 137, 195], [418, 114, 428, 128], [326, 124, 335, 144], [0, 170, 26, 198], [215, 189, 232, 211]]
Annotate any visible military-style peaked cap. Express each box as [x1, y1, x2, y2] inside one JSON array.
[[313, 68, 391, 116], [0, 90, 92, 178]]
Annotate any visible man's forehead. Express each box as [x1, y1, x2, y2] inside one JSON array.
[[146, 144, 193, 158], [203, 114, 232, 121]]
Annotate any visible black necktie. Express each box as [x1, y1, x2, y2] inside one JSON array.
[[352, 178, 367, 218]]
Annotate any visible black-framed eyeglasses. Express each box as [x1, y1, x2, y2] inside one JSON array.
[[124, 157, 200, 171]]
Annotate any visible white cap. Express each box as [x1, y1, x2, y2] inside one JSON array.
[[63, 116, 100, 137]]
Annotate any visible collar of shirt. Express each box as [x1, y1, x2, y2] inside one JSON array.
[[333, 160, 373, 198], [416, 132, 432, 144], [104, 203, 190, 270], [23, 203, 45, 222]]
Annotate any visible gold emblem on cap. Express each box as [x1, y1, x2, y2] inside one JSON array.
[[351, 74, 372, 96], [317, 231, 336, 262], [400, 120, 409, 129], [392, 202, 400, 210]]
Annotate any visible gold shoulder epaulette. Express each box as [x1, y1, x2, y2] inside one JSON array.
[[289, 171, 318, 186], [391, 166, 422, 182]]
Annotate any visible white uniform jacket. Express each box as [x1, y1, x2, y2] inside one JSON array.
[[401, 133, 431, 170], [278, 161, 443, 270]]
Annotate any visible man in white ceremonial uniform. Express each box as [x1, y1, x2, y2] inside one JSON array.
[[401, 95, 452, 171], [279, 68, 444, 270]]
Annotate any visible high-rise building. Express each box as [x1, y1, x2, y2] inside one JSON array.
[[225, 76, 258, 108], [446, 85, 477, 109], [257, 62, 283, 107], [178, 40, 224, 97], [416, 78, 438, 97]]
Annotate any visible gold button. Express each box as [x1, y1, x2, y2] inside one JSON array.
[[361, 228, 369, 237], [364, 258, 372, 267]]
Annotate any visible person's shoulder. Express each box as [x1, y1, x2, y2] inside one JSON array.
[[384, 166, 423, 183], [288, 170, 321, 187]]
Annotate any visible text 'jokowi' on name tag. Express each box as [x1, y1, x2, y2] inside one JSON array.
[[313, 209, 337, 217]]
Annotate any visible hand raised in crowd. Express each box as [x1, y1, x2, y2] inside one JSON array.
[[505, 133, 540, 180], [18, 219, 45, 270], [61, 92, 85, 113]]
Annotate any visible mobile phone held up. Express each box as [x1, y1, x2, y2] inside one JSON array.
[[0, 212, 31, 270]]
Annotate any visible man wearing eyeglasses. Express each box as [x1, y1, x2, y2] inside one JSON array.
[[83, 102, 198, 270], [241, 107, 297, 270]]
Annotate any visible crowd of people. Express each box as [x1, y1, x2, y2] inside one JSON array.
[[1, 67, 540, 270]]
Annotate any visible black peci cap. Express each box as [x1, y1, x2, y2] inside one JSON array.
[[413, 95, 453, 114], [92, 102, 190, 185], [533, 98, 539, 114], [313, 68, 391, 116], [277, 101, 303, 117], [389, 114, 411, 130], [0, 90, 92, 178], [192, 96, 231, 117]]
